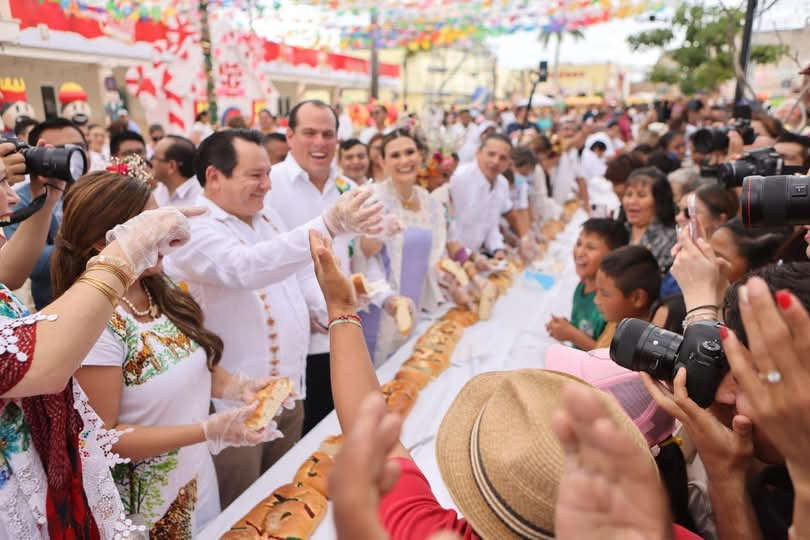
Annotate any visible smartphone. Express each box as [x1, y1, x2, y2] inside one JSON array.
[[41, 85, 58, 120], [590, 204, 609, 218], [687, 193, 701, 242]]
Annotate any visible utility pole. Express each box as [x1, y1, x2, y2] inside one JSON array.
[[370, 9, 380, 99], [735, 0, 757, 104]]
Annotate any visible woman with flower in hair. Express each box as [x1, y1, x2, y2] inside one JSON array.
[[52, 156, 287, 536], [0, 143, 204, 538]]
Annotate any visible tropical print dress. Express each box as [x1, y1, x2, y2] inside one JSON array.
[[82, 306, 219, 538]]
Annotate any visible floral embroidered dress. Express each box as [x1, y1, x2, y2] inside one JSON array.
[[0, 284, 136, 539], [82, 306, 219, 538], [355, 181, 446, 364]]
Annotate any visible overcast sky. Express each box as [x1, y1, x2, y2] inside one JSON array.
[[489, 0, 809, 70]]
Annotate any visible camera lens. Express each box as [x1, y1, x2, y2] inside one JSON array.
[[742, 175, 810, 227], [610, 318, 682, 381], [22, 145, 87, 183]]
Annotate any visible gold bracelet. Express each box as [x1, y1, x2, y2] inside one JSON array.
[[87, 255, 135, 286], [76, 276, 120, 307], [85, 263, 131, 291]]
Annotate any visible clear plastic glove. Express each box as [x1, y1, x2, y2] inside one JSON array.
[[201, 402, 284, 455], [323, 189, 384, 237], [447, 283, 475, 311], [105, 207, 206, 276], [383, 294, 416, 319], [220, 373, 298, 410], [366, 213, 405, 239], [473, 255, 493, 273]]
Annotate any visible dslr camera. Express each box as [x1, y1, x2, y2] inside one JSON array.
[[701, 146, 805, 188], [0, 137, 87, 183], [610, 318, 727, 408], [692, 104, 757, 155], [741, 173, 810, 227]]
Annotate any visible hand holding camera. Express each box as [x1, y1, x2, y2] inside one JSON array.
[[641, 368, 754, 480], [0, 142, 26, 185]]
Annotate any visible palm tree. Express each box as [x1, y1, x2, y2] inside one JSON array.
[[538, 27, 585, 96]]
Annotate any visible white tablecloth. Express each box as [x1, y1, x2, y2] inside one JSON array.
[[199, 210, 588, 540]]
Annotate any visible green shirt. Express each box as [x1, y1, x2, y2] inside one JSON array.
[[570, 282, 606, 348]]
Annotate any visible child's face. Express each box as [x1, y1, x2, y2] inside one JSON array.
[[595, 269, 638, 323], [573, 231, 611, 280]]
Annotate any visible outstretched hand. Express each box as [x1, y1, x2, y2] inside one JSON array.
[[552, 383, 674, 540], [309, 229, 357, 318], [721, 278, 810, 490]]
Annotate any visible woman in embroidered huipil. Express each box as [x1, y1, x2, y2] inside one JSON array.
[[0, 156, 200, 538], [356, 131, 447, 364], [53, 167, 283, 538]]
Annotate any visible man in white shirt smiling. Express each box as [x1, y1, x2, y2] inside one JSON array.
[[267, 100, 357, 435], [151, 135, 202, 208], [449, 133, 526, 260], [165, 128, 381, 506]]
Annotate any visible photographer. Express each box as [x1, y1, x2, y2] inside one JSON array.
[[3, 118, 86, 308], [0, 192, 201, 537]]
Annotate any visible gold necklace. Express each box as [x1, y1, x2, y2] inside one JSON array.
[[396, 186, 420, 212], [121, 281, 159, 318]]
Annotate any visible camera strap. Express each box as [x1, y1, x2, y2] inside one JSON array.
[[0, 193, 47, 227]]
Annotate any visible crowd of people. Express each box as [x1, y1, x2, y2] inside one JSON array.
[[0, 80, 809, 540]]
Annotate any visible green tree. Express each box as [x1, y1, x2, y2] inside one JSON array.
[[539, 27, 585, 94], [627, 3, 786, 95]]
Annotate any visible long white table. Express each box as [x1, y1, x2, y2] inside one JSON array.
[[199, 210, 587, 540]]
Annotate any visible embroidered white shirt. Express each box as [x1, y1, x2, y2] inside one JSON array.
[[164, 195, 326, 399]]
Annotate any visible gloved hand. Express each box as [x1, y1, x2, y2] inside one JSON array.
[[105, 207, 206, 276], [473, 255, 493, 273], [220, 373, 298, 410], [200, 402, 284, 455], [323, 188, 384, 237], [383, 294, 416, 319], [447, 283, 475, 311]]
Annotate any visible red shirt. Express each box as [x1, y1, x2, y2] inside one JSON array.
[[379, 457, 702, 540]]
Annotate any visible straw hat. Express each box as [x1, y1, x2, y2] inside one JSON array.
[[436, 369, 650, 539]]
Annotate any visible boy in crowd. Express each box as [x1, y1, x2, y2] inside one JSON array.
[[547, 218, 628, 350], [594, 245, 661, 347]]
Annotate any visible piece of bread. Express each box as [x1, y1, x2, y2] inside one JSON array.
[[478, 281, 498, 321], [318, 434, 343, 458], [405, 356, 446, 377], [271, 482, 328, 516], [244, 378, 293, 431], [442, 308, 479, 327], [410, 350, 450, 373], [381, 379, 419, 417], [394, 297, 413, 336], [395, 364, 432, 389], [262, 500, 325, 540], [293, 452, 334, 498], [223, 495, 274, 539], [351, 273, 369, 296], [462, 260, 477, 279], [437, 258, 469, 287], [220, 524, 262, 539]]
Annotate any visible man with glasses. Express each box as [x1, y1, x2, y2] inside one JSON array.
[[359, 104, 393, 144], [4, 118, 83, 308], [151, 135, 202, 207], [110, 130, 148, 160]]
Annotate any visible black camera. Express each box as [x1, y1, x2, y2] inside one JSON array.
[[609, 318, 727, 408], [692, 104, 756, 155], [700, 147, 805, 188], [0, 137, 87, 183], [741, 174, 810, 227]]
